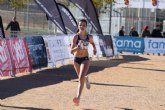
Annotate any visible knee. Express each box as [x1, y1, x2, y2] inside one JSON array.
[[79, 75, 85, 82]]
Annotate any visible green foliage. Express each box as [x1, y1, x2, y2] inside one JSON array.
[[92, 0, 115, 15], [92, 0, 103, 10], [0, 0, 5, 4], [104, 0, 115, 4], [0, 0, 32, 9], [0, 0, 33, 17], [92, 0, 115, 11], [8, 0, 31, 9]]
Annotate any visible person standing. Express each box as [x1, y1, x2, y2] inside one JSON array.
[[129, 26, 139, 37], [119, 26, 124, 36], [163, 32, 165, 38], [118, 26, 124, 53], [70, 19, 97, 106], [151, 24, 162, 38], [141, 25, 150, 38], [6, 16, 21, 37]]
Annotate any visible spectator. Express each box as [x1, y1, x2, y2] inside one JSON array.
[[141, 25, 150, 38], [151, 24, 162, 38], [119, 26, 124, 36], [118, 26, 125, 53], [6, 16, 21, 37], [163, 32, 165, 38], [129, 26, 139, 37]]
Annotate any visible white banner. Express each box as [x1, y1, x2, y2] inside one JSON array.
[[88, 35, 104, 57], [114, 0, 165, 9], [43, 35, 71, 66], [43, 34, 113, 67], [144, 38, 165, 54]]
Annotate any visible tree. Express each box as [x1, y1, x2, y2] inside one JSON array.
[[0, 0, 32, 17], [92, 0, 115, 14], [10, 0, 33, 17], [0, 0, 5, 4]]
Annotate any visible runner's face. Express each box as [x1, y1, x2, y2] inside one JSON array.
[[78, 21, 87, 32]]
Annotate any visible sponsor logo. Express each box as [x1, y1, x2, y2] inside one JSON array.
[[148, 40, 165, 49], [14, 40, 25, 62], [0, 41, 7, 63], [115, 39, 141, 48]]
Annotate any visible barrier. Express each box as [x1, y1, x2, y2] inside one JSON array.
[[1, 35, 165, 78], [0, 38, 32, 77], [99, 35, 114, 57], [24, 36, 48, 69], [113, 36, 144, 53], [113, 36, 165, 55], [7, 38, 32, 75], [144, 38, 165, 54], [0, 34, 114, 77], [43, 35, 71, 67], [42, 34, 113, 67], [0, 39, 13, 76]]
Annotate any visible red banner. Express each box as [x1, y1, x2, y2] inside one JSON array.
[[0, 39, 13, 76], [7, 38, 32, 75]]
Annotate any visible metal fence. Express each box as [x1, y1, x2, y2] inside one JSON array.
[[0, 3, 49, 37], [0, 2, 164, 37]]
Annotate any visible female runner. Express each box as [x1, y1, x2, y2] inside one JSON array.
[[70, 19, 97, 106]]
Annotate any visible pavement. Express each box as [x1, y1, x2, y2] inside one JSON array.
[[0, 53, 165, 110]]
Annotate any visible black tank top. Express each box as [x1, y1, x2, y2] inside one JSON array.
[[76, 34, 89, 46]]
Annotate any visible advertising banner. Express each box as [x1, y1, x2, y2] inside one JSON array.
[[99, 35, 114, 57], [43, 35, 71, 66], [24, 36, 48, 69], [87, 35, 104, 57], [144, 38, 165, 54], [113, 36, 144, 53], [7, 38, 32, 74], [62, 34, 74, 60], [0, 39, 13, 76]]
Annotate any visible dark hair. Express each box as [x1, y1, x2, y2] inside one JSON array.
[[76, 19, 87, 33], [156, 24, 160, 27], [79, 19, 87, 25]]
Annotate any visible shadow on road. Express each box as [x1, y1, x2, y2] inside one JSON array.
[[121, 66, 165, 72], [115, 107, 134, 110], [0, 105, 52, 110], [0, 55, 149, 99], [72, 81, 146, 88]]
